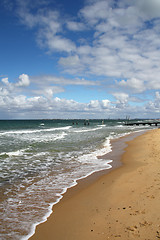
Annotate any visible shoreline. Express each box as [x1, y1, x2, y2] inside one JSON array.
[[28, 129, 153, 240]]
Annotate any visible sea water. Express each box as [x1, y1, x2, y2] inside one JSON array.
[[0, 119, 152, 240]]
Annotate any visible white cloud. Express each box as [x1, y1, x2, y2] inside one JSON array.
[[0, 74, 160, 118], [88, 100, 100, 108], [146, 91, 160, 113], [85, 99, 112, 113], [16, 74, 30, 87], [40, 34, 76, 53], [11, 95, 27, 108], [66, 21, 86, 31], [59, 55, 81, 66], [2, 77, 9, 85], [0, 75, 119, 118], [14, 0, 160, 88], [34, 86, 65, 99], [101, 99, 110, 108], [0, 74, 103, 118], [80, 0, 110, 25], [53, 0, 160, 102], [155, 91, 160, 99], [17, 3, 76, 53], [59, 55, 85, 74], [113, 92, 129, 109], [12, 0, 160, 78], [31, 75, 99, 86], [77, 45, 92, 55], [0, 86, 9, 97], [113, 92, 129, 102], [117, 78, 146, 93], [147, 78, 160, 91], [136, 0, 160, 19]]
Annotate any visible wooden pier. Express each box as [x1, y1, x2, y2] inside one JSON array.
[[125, 121, 160, 126]]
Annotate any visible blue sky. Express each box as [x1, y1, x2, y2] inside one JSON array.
[[1, 0, 160, 119]]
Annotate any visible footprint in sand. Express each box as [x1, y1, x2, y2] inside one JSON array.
[[147, 195, 155, 199], [139, 220, 152, 227], [125, 226, 140, 237], [131, 210, 140, 215], [129, 208, 145, 216], [141, 210, 146, 214]]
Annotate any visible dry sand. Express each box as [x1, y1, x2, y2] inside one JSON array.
[[30, 129, 160, 240]]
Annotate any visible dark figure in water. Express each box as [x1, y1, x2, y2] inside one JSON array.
[[84, 120, 89, 125]]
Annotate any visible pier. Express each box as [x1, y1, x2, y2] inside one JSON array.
[[125, 121, 160, 126]]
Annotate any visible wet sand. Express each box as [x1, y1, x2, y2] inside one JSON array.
[[30, 129, 160, 240]]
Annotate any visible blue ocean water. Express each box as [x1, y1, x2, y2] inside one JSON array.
[[0, 119, 152, 240]]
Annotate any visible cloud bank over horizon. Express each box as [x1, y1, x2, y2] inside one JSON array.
[[1, 0, 160, 119]]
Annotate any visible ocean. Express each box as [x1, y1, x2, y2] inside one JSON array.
[[0, 119, 152, 240]]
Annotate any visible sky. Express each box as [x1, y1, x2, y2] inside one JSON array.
[[1, 0, 160, 119]]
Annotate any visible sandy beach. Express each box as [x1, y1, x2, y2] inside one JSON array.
[[30, 129, 160, 240]]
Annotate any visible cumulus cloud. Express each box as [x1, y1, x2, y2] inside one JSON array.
[[0, 75, 124, 118], [58, 1, 160, 82], [117, 78, 146, 93], [88, 100, 100, 109], [11, 0, 160, 89], [2, 77, 9, 85], [1, 74, 30, 92], [101, 99, 110, 108], [145, 91, 160, 114], [33, 86, 65, 99], [0, 74, 160, 118], [16, 74, 30, 87], [113, 92, 129, 108], [0, 74, 103, 118], [87, 99, 111, 109], [2, 0, 160, 118], [80, 0, 110, 25], [39, 34, 76, 53]]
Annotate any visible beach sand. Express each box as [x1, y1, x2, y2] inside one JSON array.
[[30, 129, 160, 240]]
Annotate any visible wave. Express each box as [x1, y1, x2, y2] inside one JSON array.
[[77, 137, 112, 164], [97, 124, 106, 127], [0, 126, 72, 136], [73, 126, 103, 133], [0, 149, 27, 157]]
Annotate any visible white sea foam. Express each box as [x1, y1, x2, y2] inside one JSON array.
[[77, 137, 112, 164], [73, 126, 103, 133], [2, 131, 68, 144], [0, 149, 27, 157], [53, 132, 67, 140], [28, 132, 67, 143], [0, 126, 72, 136], [97, 124, 106, 127]]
